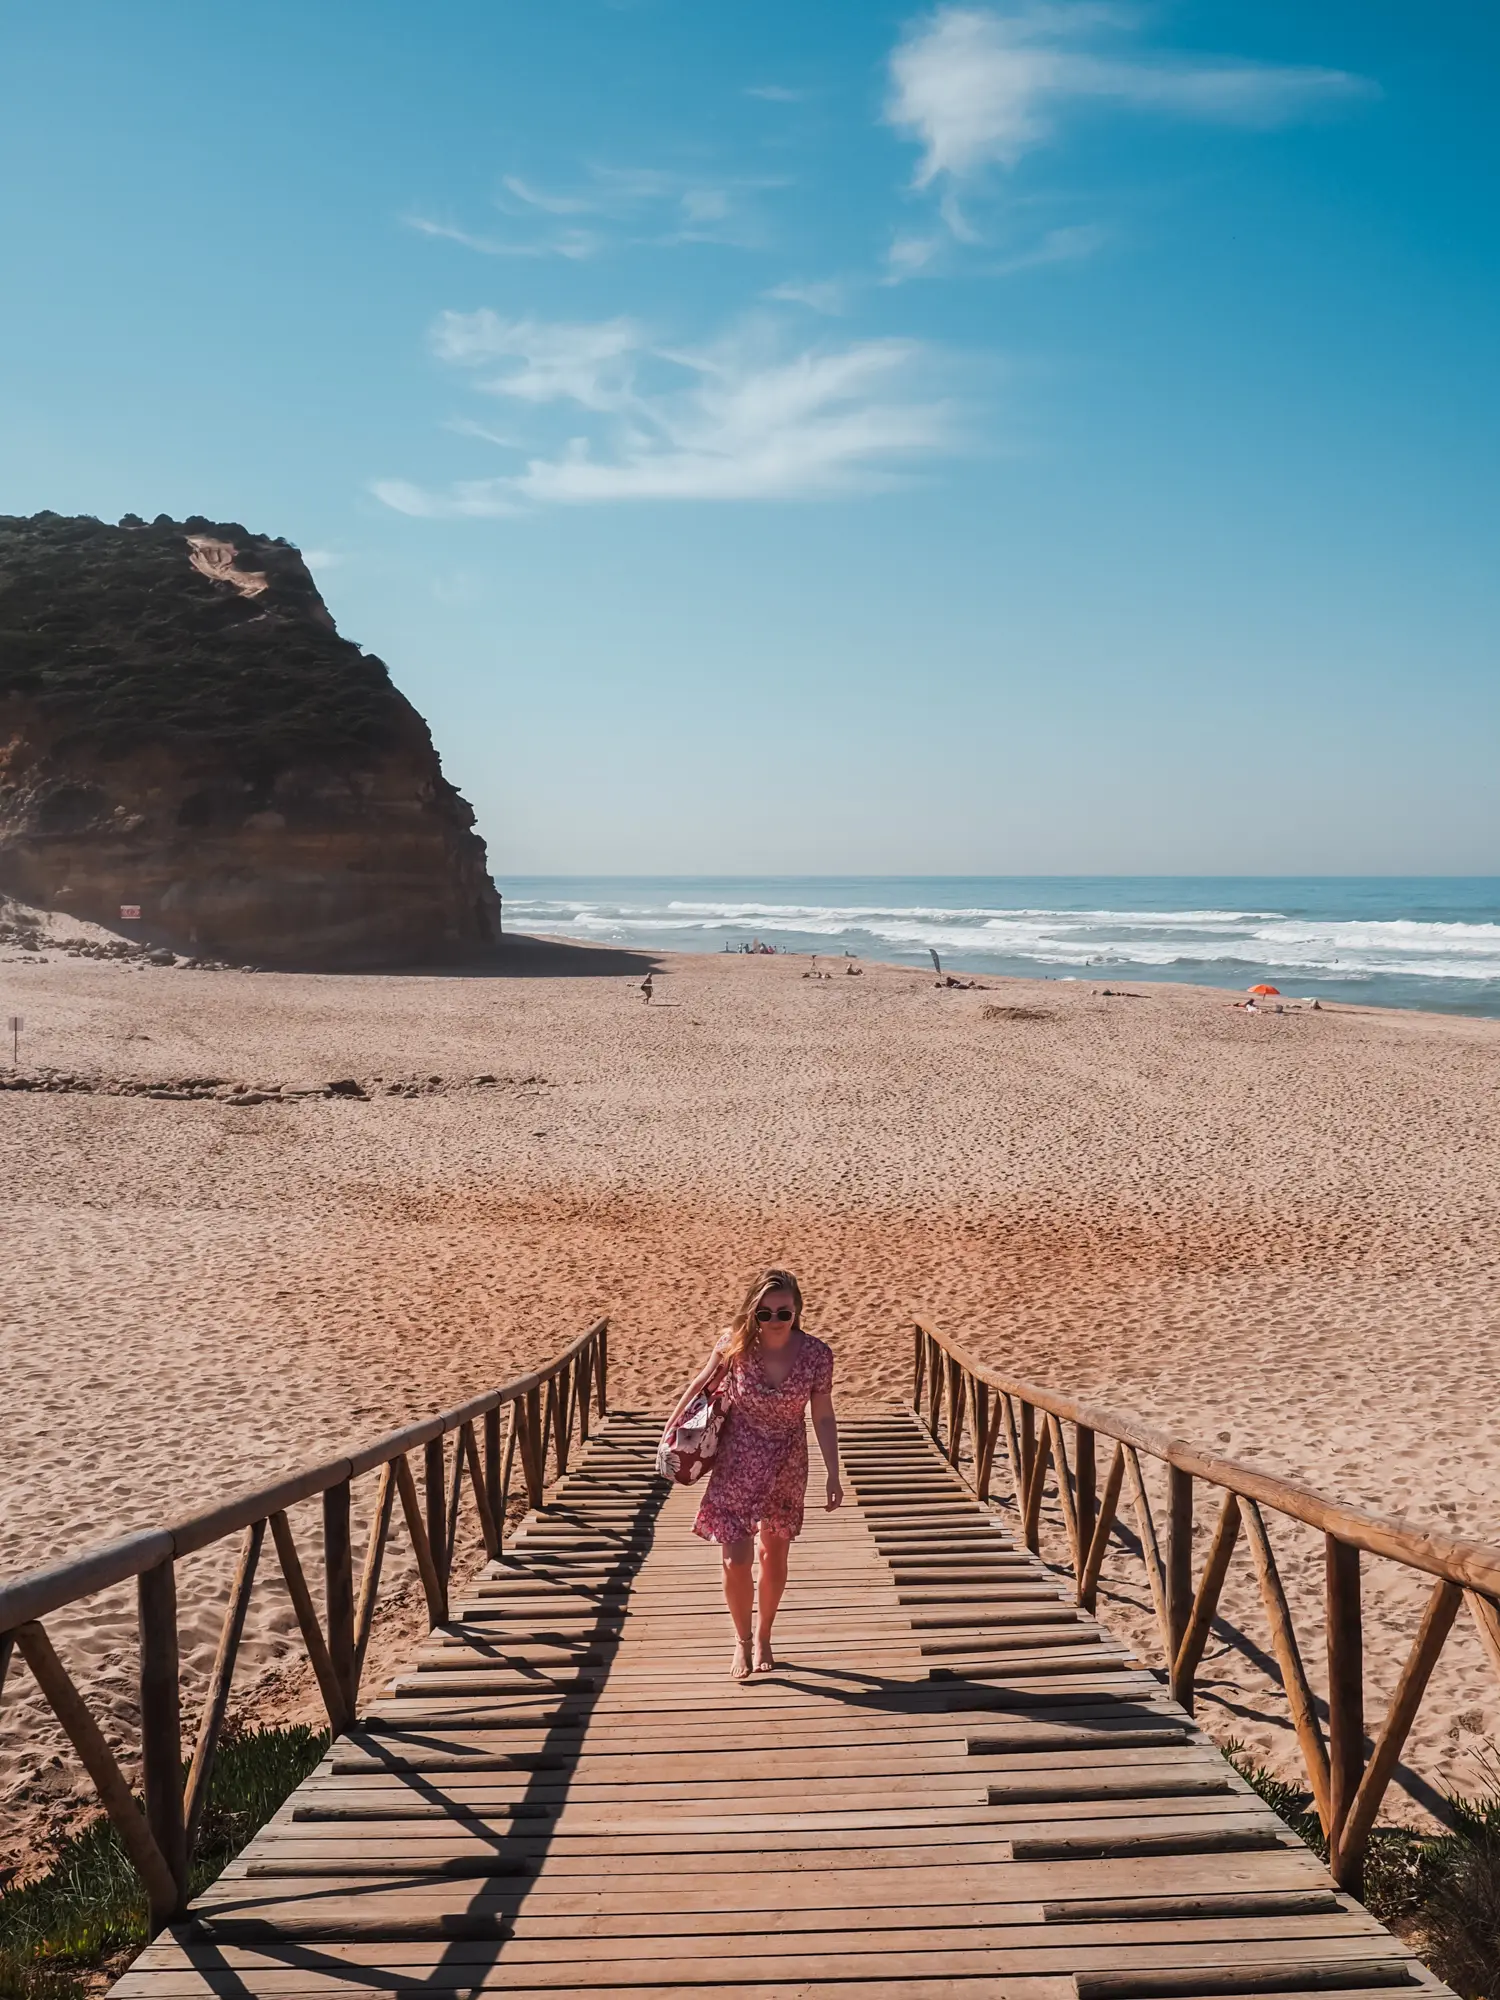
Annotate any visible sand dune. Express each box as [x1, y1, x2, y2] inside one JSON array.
[[2, 944, 1498, 1866]]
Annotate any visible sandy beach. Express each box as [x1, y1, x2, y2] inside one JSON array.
[[3, 941, 1499, 1867]]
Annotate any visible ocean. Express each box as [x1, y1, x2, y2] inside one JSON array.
[[499, 877, 1500, 1019]]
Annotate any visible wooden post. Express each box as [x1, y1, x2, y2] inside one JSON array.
[[462, 1420, 501, 1558], [1075, 1426, 1096, 1574], [1337, 1578, 1461, 1882], [1019, 1401, 1036, 1502], [443, 1432, 464, 1572], [1243, 1500, 1330, 1833], [425, 1438, 448, 1587], [15, 1621, 179, 1925], [542, 1376, 559, 1478], [1079, 1442, 1125, 1612], [1326, 1534, 1365, 1888], [555, 1360, 574, 1477], [946, 1358, 966, 1467], [1167, 1465, 1194, 1665], [999, 1394, 1023, 1506], [1022, 1418, 1052, 1554], [500, 1407, 519, 1523], [973, 1382, 993, 1498], [392, 1455, 447, 1627], [522, 1385, 545, 1509], [137, 1559, 187, 1922], [1171, 1489, 1241, 1714], [352, 1465, 397, 1688], [484, 1406, 503, 1537], [575, 1353, 591, 1445], [596, 1325, 609, 1415], [926, 1339, 943, 1440], [269, 1510, 354, 1727], [1125, 1446, 1174, 1669], [323, 1478, 355, 1721], [1044, 1414, 1080, 1575], [184, 1519, 264, 1856], [1467, 1590, 1500, 1685], [912, 1326, 925, 1411]]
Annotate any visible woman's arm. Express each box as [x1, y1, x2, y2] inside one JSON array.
[[810, 1388, 842, 1511], [666, 1341, 726, 1431]]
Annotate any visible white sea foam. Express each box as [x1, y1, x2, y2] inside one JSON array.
[[503, 892, 1500, 986]]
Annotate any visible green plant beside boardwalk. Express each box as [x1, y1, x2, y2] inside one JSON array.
[[1226, 1741, 1500, 1998], [0, 1724, 326, 2000]]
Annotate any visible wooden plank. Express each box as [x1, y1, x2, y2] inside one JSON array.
[[134, 1899, 1378, 1948]]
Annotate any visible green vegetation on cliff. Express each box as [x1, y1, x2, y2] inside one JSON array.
[[0, 513, 410, 769]]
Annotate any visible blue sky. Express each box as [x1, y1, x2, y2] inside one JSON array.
[[3, 3, 1496, 875]]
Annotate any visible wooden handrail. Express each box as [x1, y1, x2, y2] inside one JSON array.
[[915, 1322, 1500, 1598], [0, 1316, 610, 1933], [0, 1319, 607, 1635], [911, 1317, 1500, 1901]]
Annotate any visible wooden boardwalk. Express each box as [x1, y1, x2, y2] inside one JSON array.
[[115, 1408, 1450, 2000]]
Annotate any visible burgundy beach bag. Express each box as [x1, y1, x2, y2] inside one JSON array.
[[657, 1368, 730, 1486]]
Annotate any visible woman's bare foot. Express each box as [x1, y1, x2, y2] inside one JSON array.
[[753, 1638, 777, 1673], [730, 1639, 751, 1681]]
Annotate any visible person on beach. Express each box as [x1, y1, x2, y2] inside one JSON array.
[[666, 1269, 842, 1681]]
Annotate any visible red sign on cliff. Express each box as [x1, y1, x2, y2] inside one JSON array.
[[119, 904, 141, 920]]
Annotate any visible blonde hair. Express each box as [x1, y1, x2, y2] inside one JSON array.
[[722, 1267, 804, 1363]]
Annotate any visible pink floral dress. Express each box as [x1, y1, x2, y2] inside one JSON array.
[[692, 1331, 835, 1545]]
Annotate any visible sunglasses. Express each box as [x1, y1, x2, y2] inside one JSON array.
[[755, 1306, 795, 1323]]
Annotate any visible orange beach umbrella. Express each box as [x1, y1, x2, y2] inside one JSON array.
[[1248, 984, 1280, 996]]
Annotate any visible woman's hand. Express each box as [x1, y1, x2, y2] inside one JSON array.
[[825, 1476, 844, 1512]]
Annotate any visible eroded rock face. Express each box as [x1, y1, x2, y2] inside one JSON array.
[[0, 512, 501, 967]]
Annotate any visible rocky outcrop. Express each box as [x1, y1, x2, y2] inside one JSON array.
[[0, 512, 501, 967]]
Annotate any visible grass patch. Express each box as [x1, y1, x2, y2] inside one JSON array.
[[0, 1724, 327, 2000], [1224, 1739, 1500, 1997]]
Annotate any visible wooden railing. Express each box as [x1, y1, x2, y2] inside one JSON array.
[[0, 1318, 608, 1930], [912, 1320, 1500, 1897]]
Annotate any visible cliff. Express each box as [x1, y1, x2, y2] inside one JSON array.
[[0, 512, 502, 968]]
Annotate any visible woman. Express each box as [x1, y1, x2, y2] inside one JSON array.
[[665, 1268, 842, 1680]]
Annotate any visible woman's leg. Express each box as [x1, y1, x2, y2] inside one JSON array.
[[721, 1537, 755, 1678], [754, 1532, 791, 1669]]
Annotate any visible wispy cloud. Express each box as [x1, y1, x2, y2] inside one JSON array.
[[888, 4, 1376, 185], [746, 84, 807, 103], [991, 220, 1109, 273], [375, 316, 957, 511], [884, 232, 945, 282], [430, 311, 645, 412], [408, 164, 781, 259], [403, 213, 602, 260], [765, 278, 848, 315], [500, 174, 601, 216]]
